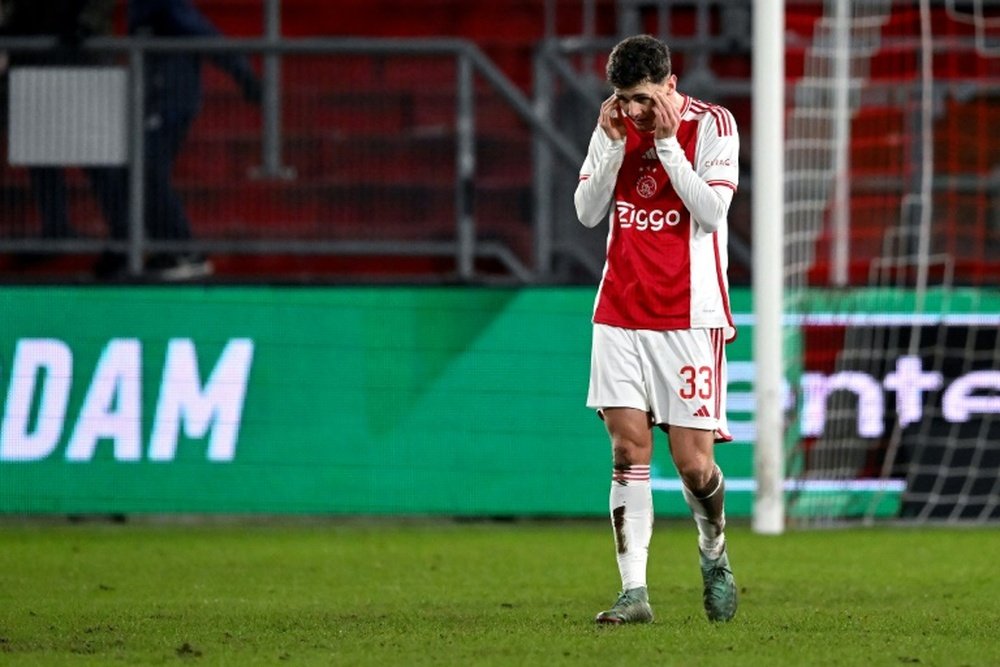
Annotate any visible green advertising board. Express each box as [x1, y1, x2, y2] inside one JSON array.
[[0, 286, 754, 517], [2, 286, 996, 518]]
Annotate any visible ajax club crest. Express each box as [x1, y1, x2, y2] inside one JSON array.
[[636, 174, 658, 199]]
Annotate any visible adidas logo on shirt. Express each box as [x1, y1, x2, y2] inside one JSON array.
[[642, 147, 658, 160]]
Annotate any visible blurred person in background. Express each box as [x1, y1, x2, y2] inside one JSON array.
[[125, 0, 261, 280], [574, 35, 740, 625], [0, 0, 128, 263]]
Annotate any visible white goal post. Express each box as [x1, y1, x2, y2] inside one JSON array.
[[751, 0, 786, 535]]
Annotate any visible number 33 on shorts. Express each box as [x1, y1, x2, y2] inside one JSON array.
[[678, 365, 714, 400]]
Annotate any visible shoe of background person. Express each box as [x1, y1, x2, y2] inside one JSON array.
[[700, 544, 738, 622], [145, 253, 213, 281], [594, 586, 654, 624]]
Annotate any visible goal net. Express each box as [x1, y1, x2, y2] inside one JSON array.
[[781, 0, 1000, 525]]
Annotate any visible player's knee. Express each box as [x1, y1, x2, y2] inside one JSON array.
[[611, 436, 650, 466], [676, 459, 715, 493]]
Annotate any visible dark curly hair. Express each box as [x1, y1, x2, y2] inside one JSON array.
[[606, 35, 672, 89]]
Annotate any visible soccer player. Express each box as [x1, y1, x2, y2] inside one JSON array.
[[574, 35, 739, 624]]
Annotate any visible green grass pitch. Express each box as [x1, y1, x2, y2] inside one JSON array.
[[1, 519, 997, 666]]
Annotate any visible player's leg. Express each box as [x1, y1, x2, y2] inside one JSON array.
[[669, 425, 737, 622], [650, 327, 737, 621], [594, 407, 655, 624], [669, 426, 726, 556], [586, 324, 655, 624]]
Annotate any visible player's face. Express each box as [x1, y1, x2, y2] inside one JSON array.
[[614, 76, 678, 133]]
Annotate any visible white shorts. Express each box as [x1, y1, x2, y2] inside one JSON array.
[[587, 323, 732, 440]]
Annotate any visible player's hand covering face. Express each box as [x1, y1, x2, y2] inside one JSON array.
[[599, 94, 628, 141], [613, 76, 680, 138]]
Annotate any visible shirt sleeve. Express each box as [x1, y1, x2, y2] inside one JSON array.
[[574, 126, 626, 229], [654, 107, 739, 234]]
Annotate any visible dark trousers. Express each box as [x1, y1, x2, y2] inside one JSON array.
[[29, 166, 128, 239], [35, 111, 198, 244], [143, 113, 195, 241]]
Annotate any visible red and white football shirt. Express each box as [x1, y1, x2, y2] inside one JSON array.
[[575, 95, 739, 338]]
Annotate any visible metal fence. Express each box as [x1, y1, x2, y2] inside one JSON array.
[[0, 36, 582, 283], [2, 8, 996, 285], [0, 7, 761, 284]]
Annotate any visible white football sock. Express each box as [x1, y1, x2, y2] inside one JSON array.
[[609, 464, 653, 591], [682, 465, 726, 559]]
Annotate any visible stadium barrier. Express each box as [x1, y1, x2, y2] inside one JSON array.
[[2, 286, 996, 520]]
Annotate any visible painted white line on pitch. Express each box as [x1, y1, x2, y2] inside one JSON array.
[[731, 313, 1000, 327], [650, 477, 906, 493]]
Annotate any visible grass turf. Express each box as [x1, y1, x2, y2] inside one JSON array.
[[0, 519, 997, 666]]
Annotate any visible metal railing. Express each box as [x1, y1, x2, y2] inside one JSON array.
[[3, 9, 994, 285], [0, 35, 583, 283]]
